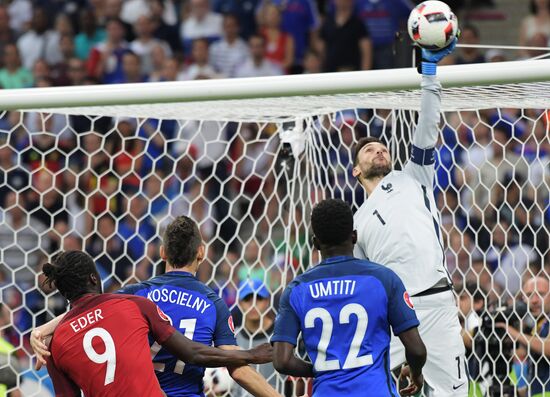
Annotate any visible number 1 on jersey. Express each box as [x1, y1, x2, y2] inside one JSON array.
[[151, 318, 196, 374], [373, 210, 386, 225]]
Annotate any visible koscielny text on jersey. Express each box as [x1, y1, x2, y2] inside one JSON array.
[[147, 288, 212, 314]]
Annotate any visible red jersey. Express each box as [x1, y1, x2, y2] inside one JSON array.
[[46, 293, 176, 397]]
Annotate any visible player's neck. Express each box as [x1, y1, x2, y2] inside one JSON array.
[[362, 176, 384, 196], [165, 262, 197, 276], [320, 245, 354, 260]]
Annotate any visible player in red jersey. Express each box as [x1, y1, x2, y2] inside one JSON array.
[[42, 250, 272, 397]]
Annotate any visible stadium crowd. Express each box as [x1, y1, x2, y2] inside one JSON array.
[[1, 0, 550, 396]]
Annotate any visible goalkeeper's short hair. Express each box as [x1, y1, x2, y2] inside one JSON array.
[[311, 199, 353, 247], [352, 136, 386, 166]]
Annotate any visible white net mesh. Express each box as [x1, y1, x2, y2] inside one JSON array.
[[1, 72, 550, 396]]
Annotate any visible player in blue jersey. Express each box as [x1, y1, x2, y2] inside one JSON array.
[[271, 198, 427, 396], [31, 216, 280, 397]]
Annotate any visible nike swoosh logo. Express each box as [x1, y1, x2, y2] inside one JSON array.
[[452, 383, 465, 390]]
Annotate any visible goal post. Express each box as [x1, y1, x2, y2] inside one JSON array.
[[2, 60, 550, 396]]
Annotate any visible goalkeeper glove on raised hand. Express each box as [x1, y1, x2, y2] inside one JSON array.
[[419, 37, 458, 76]]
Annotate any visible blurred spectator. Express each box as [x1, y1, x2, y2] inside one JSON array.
[[17, 7, 63, 70], [212, 0, 261, 39], [260, 4, 294, 70], [0, 303, 20, 396], [354, 0, 413, 69], [147, 44, 171, 82], [464, 122, 530, 223], [87, 17, 131, 84], [521, 32, 549, 59], [148, 0, 181, 53], [54, 13, 74, 37], [0, 145, 30, 207], [318, 0, 372, 72], [519, 0, 550, 58], [454, 24, 485, 65], [302, 49, 321, 73], [50, 34, 76, 85], [487, 220, 536, 297], [235, 34, 283, 77], [485, 49, 507, 63], [159, 56, 180, 81], [100, 0, 135, 42], [7, 0, 32, 34], [0, 191, 50, 281], [210, 14, 250, 78], [66, 57, 87, 86], [457, 282, 484, 351], [178, 38, 219, 80], [258, 0, 320, 65], [74, 8, 107, 60], [121, 0, 177, 26], [31, 59, 51, 85], [232, 280, 281, 395], [0, 44, 33, 89], [0, 6, 16, 66], [130, 15, 171, 75], [497, 275, 550, 397], [180, 0, 223, 56], [116, 51, 147, 83]]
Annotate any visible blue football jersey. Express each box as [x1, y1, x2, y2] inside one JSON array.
[[271, 256, 419, 397], [118, 271, 237, 397]]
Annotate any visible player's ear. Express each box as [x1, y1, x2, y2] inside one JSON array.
[[352, 165, 361, 178], [196, 244, 206, 263], [351, 230, 357, 245], [159, 245, 166, 260], [312, 236, 321, 251]]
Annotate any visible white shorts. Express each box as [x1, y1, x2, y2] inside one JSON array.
[[390, 290, 468, 397]]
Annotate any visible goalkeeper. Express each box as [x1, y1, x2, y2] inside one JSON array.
[[351, 38, 467, 397]]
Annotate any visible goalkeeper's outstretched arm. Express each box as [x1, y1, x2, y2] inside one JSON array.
[[404, 39, 457, 187]]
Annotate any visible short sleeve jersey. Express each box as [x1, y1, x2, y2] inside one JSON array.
[[119, 271, 237, 397], [47, 293, 175, 397], [272, 256, 419, 397]]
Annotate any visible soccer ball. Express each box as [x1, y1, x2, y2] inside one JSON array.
[[204, 367, 233, 395], [408, 1, 459, 50]]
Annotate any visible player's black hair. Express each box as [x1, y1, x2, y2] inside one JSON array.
[[42, 251, 99, 301], [352, 136, 386, 166], [162, 216, 202, 268], [311, 199, 354, 247]]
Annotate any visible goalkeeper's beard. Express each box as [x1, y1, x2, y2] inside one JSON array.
[[363, 163, 392, 180]]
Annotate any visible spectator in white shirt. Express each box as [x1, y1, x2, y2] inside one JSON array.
[[178, 38, 220, 80], [17, 7, 63, 69], [235, 34, 283, 78], [130, 15, 171, 75], [180, 0, 223, 56], [210, 14, 249, 77], [121, 0, 177, 26], [7, 0, 32, 34]]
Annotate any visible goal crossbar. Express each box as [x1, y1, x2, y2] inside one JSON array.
[[1, 60, 550, 122]]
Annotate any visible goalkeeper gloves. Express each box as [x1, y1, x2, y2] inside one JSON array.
[[419, 37, 458, 76]]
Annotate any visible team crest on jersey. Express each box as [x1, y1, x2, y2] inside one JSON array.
[[157, 306, 173, 325], [403, 292, 414, 309], [228, 315, 235, 334]]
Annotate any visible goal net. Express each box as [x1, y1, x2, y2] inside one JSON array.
[[1, 60, 550, 396]]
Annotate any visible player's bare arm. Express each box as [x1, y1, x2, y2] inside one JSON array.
[[219, 345, 282, 397], [31, 313, 66, 368], [397, 327, 427, 396], [272, 342, 314, 378], [162, 331, 273, 368]]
